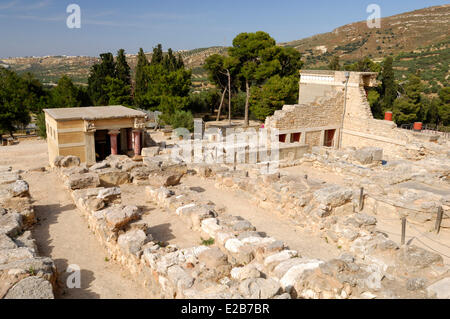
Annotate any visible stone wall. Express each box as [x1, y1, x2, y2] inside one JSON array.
[[0, 166, 56, 299], [187, 154, 449, 299], [51, 154, 450, 299], [266, 70, 442, 159]]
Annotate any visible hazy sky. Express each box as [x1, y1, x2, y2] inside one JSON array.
[[0, 0, 448, 58]]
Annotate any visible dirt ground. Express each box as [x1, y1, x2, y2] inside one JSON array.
[[120, 184, 203, 249], [182, 175, 341, 261], [1, 138, 154, 299]]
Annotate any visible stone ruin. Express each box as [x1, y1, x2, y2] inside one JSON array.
[[3, 71, 448, 299], [30, 136, 450, 299], [0, 166, 56, 299]]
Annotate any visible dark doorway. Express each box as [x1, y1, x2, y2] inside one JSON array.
[[324, 129, 336, 147], [95, 130, 110, 162], [291, 133, 301, 143]]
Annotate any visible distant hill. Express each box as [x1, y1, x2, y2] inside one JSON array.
[[2, 47, 227, 88], [280, 5, 450, 66], [2, 5, 448, 90]]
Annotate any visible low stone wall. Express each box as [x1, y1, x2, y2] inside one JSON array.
[[53, 153, 450, 299], [186, 154, 450, 298], [0, 166, 56, 299]]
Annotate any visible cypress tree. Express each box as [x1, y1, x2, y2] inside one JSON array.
[[115, 49, 131, 85], [380, 56, 397, 112], [151, 44, 163, 65], [88, 52, 116, 105], [328, 56, 341, 71], [134, 48, 149, 106]]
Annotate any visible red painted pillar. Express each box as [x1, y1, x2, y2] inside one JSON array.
[[108, 130, 120, 155], [133, 130, 142, 156], [127, 128, 133, 150]]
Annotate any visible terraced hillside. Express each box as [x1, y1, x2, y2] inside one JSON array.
[[2, 47, 227, 87], [281, 5, 450, 68]]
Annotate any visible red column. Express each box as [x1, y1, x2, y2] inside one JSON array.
[[133, 130, 142, 156], [108, 130, 120, 155], [127, 128, 133, 150]]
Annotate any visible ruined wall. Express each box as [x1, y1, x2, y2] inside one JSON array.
[[265, 71, 346, 150], [266, 70, 438, 159]]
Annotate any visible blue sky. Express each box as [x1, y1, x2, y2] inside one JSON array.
[[0, 0, 448, 58]]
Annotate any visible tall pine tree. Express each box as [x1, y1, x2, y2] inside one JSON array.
[[88, 53, 116, 105], [115, 49, 131, 85], [151, 44, 163, 65], [134, 48, 149, 106], [380, 56, 397, 112]]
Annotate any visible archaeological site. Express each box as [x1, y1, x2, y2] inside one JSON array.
[[1, 69, 449, 301]]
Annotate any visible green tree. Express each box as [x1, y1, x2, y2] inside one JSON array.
[[249, 75, 298, 120], [380, 56, 397, 113], [367, 89, 382, 118], [115, 49, 131, 85], [137, 44, 192, 127], [21, 73, 48, 114], [229, 32, 302, 126], [51, 75, 82, 108], [103, 76, 132, 106], [393, 75, 423, 125], [88, 53, 116, 105], [437, 87, 450, 125], [0, 68, 31, 137], [329, 56, 341, 71], [134, 48, 150, 107], [204, 54, 240, 120], [151, 44, 163, 65], [344, 57, 381, 73], [229, 32, 277, 126]]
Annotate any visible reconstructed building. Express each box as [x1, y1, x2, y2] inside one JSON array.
[[265, 70, 436, 158], [44, 106, 147, 166]]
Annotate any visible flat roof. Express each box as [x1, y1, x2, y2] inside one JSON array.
[[44, 105, 147, 121], [300, 70, 378, 76]]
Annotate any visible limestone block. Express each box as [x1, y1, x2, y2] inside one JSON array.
[[64, 173, 100, 190], [239, 278, 281, 299], [104, 205, 140, 231], [118, 229, 149, 256], [0, 212, 23, 237], [313, 185, 353, 208], [4, 277, 54, 299], [264, 250, 298, 268], [201, 218, 222, 239], [97, 168, 130, 187]]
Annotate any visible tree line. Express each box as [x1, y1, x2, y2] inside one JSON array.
[[329, 56, 450, 127]]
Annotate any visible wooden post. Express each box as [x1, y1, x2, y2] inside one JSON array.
[[401, 217, 407, 245], [435, 206, 443, 235], [359, 187, 364, 212]]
